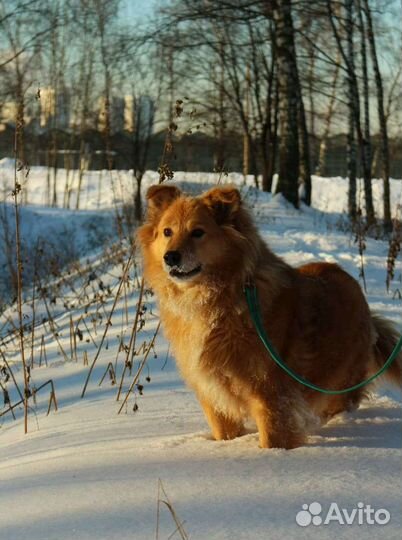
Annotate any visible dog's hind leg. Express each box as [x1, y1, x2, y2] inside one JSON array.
[[317, 388, 365, 422], [199, 397, 244, 440]]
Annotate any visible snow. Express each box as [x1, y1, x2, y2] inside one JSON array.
[[0, 162, 401, 540], [1, 158, 402, 216], [0, 203, 115, 297]]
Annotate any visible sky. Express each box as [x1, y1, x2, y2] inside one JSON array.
[[120, 0, 158, 23]]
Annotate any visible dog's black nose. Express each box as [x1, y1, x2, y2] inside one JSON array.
[[164, 250, 181, 267]]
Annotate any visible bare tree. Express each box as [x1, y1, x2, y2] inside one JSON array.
[[357, 0, 374, 224], [315, 56, 340, 176], [327, 0, 375, 222], [271, 0, 301, 207], [363, 0, 392, 231], [70, 0, 98, 209], [0, 0, 51, 166], [43, 0, 70, 207]]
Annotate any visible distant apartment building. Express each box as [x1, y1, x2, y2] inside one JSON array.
[[40, 87, 70, 129], [0, 101, 18, 130], [40, 87, 55, 127], [124, 95, 135, 132], [1, 89, 154, 136], [124, 95, 154, 138], [97, 94, 154, 135], [98, 96, 125, 133], [0, 87, 71, 131], [0, 97, 39, 130]]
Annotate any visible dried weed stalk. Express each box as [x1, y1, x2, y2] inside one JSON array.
[[12, 106, 30, 433], [386, 203, 401, 292], [81, 245, 136, 398], [117, 321, 160, 414], [156, 479, 188, 540], [354, 207, 367, 293]]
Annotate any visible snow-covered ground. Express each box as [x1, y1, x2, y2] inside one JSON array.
[[1, 156, 402, 216], [0, 163, 401, 540]]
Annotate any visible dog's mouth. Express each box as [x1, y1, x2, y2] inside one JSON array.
[[169, 265, 202, 280]]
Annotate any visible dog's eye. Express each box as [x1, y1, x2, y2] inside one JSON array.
[[191, 228, 205, 238], [163, 228, 173, 237]]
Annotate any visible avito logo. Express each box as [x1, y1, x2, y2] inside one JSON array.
[[296, 501, 391, 527]]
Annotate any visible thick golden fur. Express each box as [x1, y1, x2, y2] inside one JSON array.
[[137, 184, 402, 449]]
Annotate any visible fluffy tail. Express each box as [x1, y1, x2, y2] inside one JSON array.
[[371, 313, 402, 386]]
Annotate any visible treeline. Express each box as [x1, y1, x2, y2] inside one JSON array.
[[1, 125, 402, 177], [154, 0, 401, 230], [0, 0, 401, 226]]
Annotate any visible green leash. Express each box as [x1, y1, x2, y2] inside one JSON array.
[[245, 284, 402, 395]]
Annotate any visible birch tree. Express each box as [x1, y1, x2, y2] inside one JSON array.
[[271, 0, 301, 207]]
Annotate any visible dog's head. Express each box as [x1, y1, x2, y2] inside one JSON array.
[[137, 184, 246, 286]]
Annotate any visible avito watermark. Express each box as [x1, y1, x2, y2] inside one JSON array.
[[296, 501, 391, 527]]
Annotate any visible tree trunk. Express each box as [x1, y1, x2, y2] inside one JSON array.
[[316, 57, 340, 176], [260, 22, 276, 192], [363, 0, 392, 231], [345, 0, 357, 219], [298, 92, 311, 205], [347, 116, 357, 219], [272, 0, 300, 207], [261, 96, 278, 193], [134, 175, 143, 222], [261, 125, 273, 192], [328, 0, 373, 221], [76, 139, 85, 210], [243, 65, 251, 180], [357, 0, 375, 225], [52, 133, 58, 207], [215, 46, 226, 172]]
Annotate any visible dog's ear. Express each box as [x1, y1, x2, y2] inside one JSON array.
[[145, 184, 181, 220], [202, 186, 241, 224]]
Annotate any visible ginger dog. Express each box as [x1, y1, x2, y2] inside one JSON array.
[[137, 184, 402, 448]]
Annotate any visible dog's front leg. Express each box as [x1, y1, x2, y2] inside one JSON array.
[[199, 397, 243, 441], [249, 396, 305, 449]]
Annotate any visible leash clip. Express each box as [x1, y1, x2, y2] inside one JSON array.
[[243, 276, 254, 292]]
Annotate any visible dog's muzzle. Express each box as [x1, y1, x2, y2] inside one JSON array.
[[163, 251, 201, 280]]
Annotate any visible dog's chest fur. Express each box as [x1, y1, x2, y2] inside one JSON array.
[[159, 296, 255, 419], [161, 292, 266, 419]]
